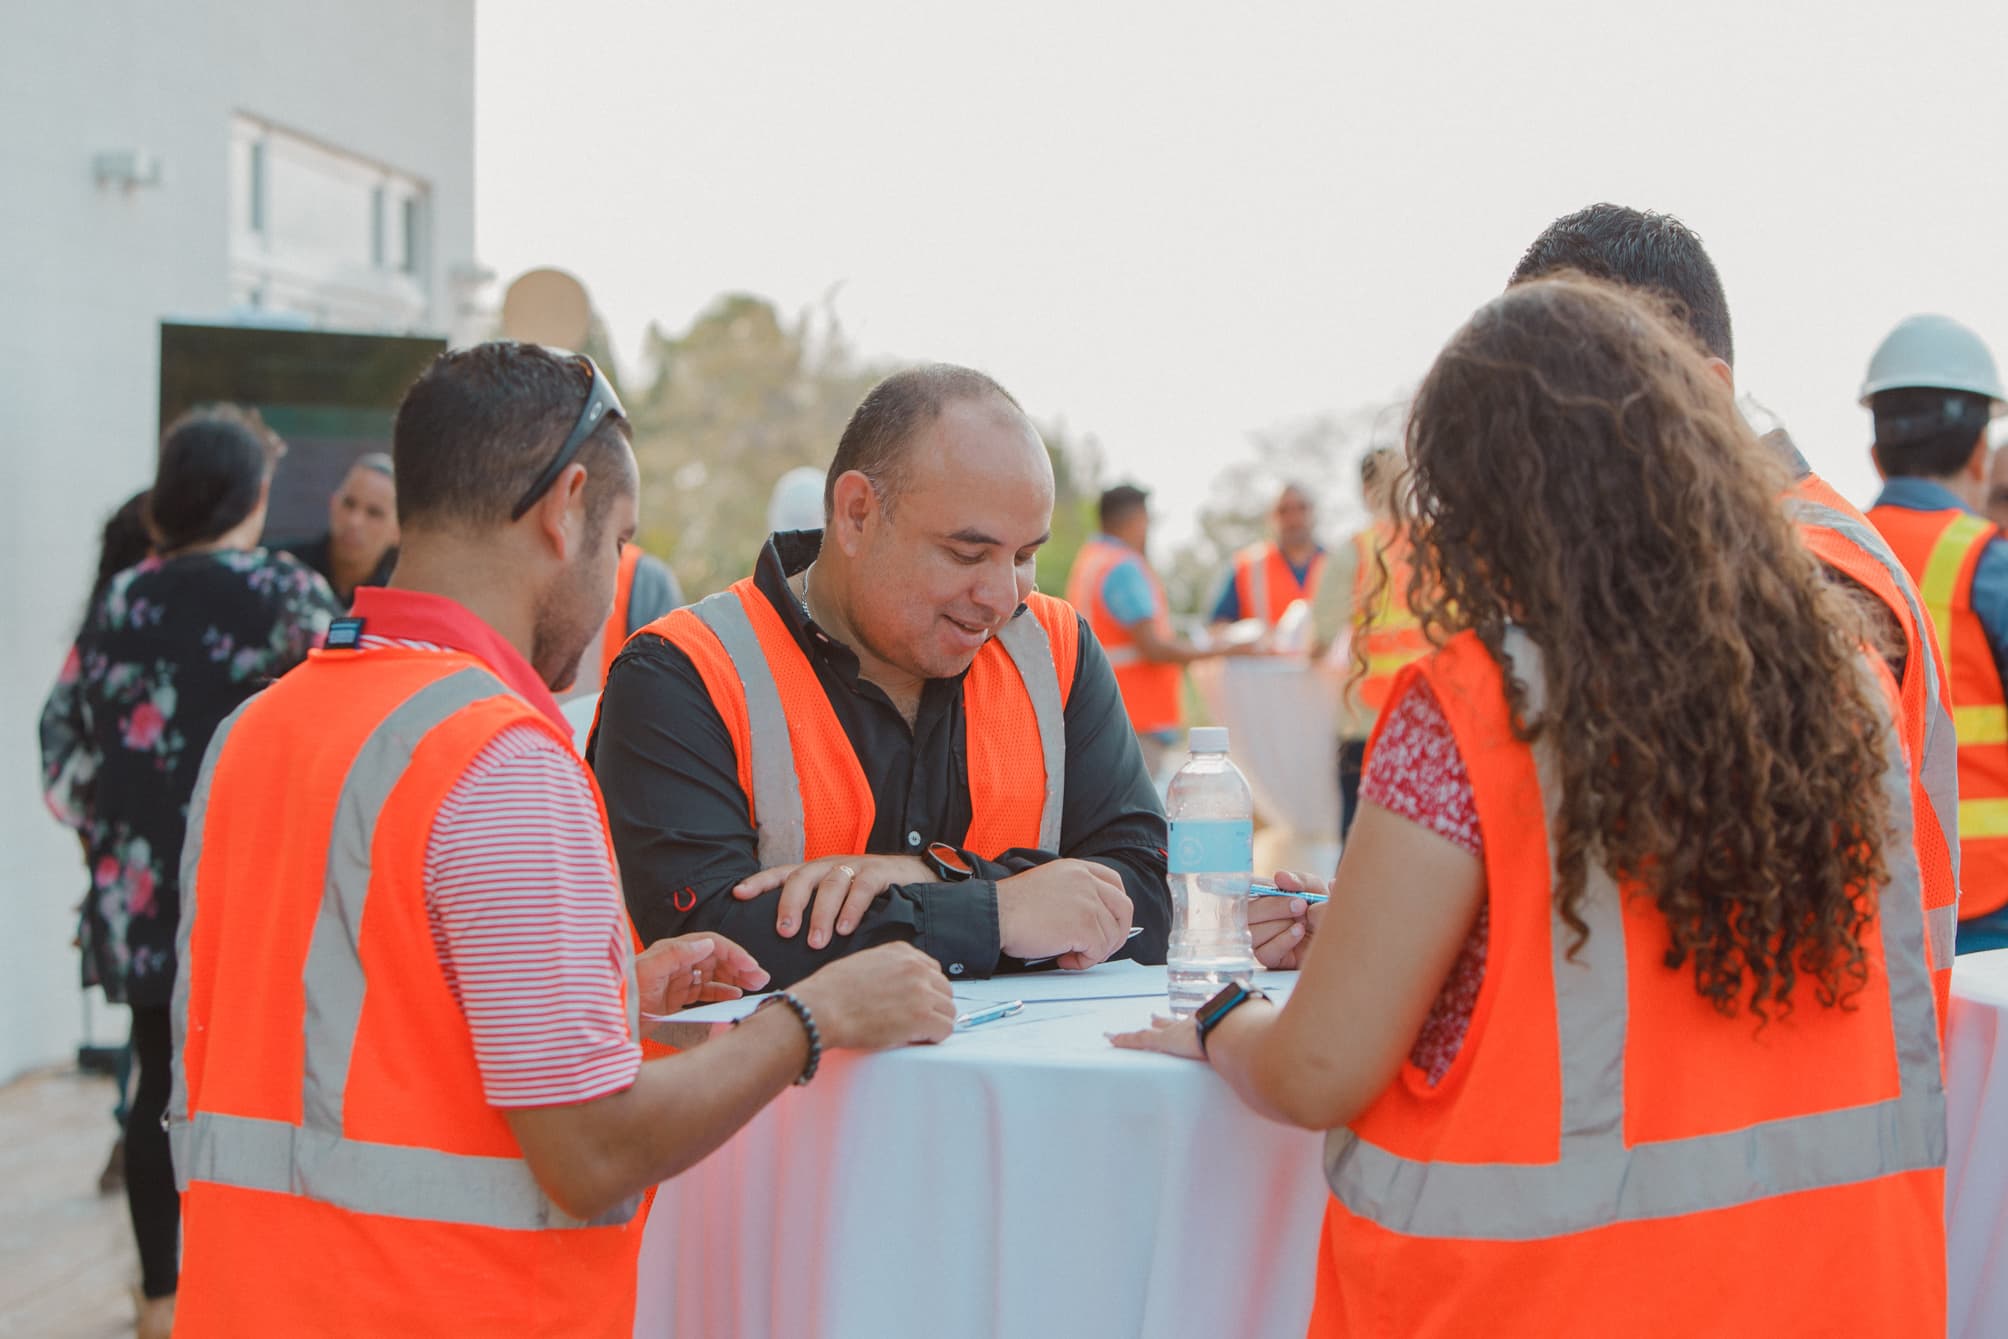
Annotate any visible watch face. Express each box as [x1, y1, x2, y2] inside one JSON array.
[[1199, 982, 1247, 1026]]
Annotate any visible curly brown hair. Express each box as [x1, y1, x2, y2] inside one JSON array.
[[1393, 274, 1892, 1019]]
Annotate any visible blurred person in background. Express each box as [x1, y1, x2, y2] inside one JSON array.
[[1208, 481, 1326, 630], [1067, 483, 1248, 779], [1863, 314, 2008, 953], [592, 364, 1169, 990], [278, 451, 399, 604], [768, 463, 828, 535], [40, 408, 339, 1339], [43, 488, 154, 1195], [1117, 276, 1945, 1335], [168, 344, 951, 1337]]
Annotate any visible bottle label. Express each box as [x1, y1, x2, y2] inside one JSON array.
[[1168, 819, 1254, 875]]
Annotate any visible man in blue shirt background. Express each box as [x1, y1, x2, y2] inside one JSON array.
[[1862, 313, 2008, 951]]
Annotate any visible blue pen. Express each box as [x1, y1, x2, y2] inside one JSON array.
[[1250, 882, 1329, 904], [954, 1000, 1025, 1030]]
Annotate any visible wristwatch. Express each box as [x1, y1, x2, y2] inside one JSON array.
[[925, 841, 975, 882], [1194, 981, 1269, 1058]]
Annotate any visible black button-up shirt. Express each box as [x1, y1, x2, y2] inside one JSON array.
[[588, 531, 1171, 989]]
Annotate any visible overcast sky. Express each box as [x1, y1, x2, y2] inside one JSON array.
[[476, 0, 2008, 544]]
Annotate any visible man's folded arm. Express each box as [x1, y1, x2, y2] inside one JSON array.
[[588, 637, 1004, 987]]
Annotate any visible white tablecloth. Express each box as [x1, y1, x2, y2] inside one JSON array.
[[1947, 948, 2008, 1338], [633, 964, 1327, 1339]]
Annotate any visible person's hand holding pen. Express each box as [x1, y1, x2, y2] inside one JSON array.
[[1249, 869, 1329, 970]]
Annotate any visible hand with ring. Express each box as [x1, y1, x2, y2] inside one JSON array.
[[635, 932, 769, 1017], [732, 854, 934, 949]]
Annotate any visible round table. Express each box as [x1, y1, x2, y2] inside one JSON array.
[[632, 964, 1327, 1339], [1947, 948, 2008, 1338]]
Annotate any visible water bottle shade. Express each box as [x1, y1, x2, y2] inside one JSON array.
[[1187, 726, 1230, 754]]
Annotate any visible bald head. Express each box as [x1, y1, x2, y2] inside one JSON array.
[[825, 364, 1031, 519], [1272, 482, 1318, 552]]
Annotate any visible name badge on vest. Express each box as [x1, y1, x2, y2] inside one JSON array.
[[325, 617, 365, 650]]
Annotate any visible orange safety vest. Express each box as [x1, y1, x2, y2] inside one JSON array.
[[1349, 523, 1431, 719], [1066, 536, 1182, 735], [170, 648, 644, 1338], [1311, 630, 1946, 1338], [1867, 499, 2008, 921], [639, 579, 1078, 866], [1789, 475, 1959, 1034], [1232, 541, 1325, 627], [596, 542, 645, 685]]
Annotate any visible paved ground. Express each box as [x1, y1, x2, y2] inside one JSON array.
[[0, 1070, 136, 1338]]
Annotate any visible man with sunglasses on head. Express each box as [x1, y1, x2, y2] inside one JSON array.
[[167, 343, 954, 1338], [590, 363, 1172, 989]]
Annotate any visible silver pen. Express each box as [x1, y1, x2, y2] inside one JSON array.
[[954, 999, 1025, 1030]]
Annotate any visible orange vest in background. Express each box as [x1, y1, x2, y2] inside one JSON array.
[[1066, 537, 1182, 735], [1866, 500, 2008, 921], [1232, 541, 1325, 627], [1349, 523, 1431, 719], [640, 580, 1079, 865], [1789, 475, 1958, 1034], [597, 542, 645, 685], [1308, 630, 1945, 1338], [171, 648, 644, 1339]]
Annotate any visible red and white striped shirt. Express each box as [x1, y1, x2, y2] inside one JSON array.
[[365, 633, 640, 1109]]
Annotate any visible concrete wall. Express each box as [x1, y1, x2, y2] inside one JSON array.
[[0, 0, 475, 1082]]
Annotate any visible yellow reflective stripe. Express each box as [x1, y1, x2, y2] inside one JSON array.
[[1959, 797, 2008, 839], [1920, 514, 1992, 668], [1955, 705, 2008, 745], [1365, 651, 1426, 677]]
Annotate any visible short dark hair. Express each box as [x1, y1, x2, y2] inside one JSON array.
[[1870, 386, 1991, 478], [825, 364, 1022, 519], [1511, 204, 1734, 366], [392, 342, 632, 531], [147, 406, 283, 552], [1098, 484, 1149, 530]]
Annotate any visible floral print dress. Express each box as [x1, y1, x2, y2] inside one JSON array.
[[40, 548, 339, 1006]]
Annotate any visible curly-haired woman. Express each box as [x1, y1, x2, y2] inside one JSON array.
[[1115, 275, 1945, 1336], [40, 407, 338, 1339]]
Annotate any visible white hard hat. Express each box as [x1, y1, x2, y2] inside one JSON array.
[[766, 466, 827, 534], [1859, 313, 2007, 412]]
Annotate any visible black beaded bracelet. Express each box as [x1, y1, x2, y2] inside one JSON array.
[[756, 991, 822, 1086]]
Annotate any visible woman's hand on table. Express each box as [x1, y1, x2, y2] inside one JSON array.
[[1251, 869, 1329, 970], [637, 932, 770, 1017], [1107, 1013, 1205, 1061]]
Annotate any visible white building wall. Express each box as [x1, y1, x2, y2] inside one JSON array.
[[0, 0, 475, 1081]]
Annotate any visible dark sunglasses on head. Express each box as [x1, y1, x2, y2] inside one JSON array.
[[510, 352, 627, 521]]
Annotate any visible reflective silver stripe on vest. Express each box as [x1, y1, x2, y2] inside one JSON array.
[[993, 609, 1068, 853], [1102, 645, 1142, 668], [175, 1111, 630, 1230], [1788, 496, 1964, 916], [170, 668, 636, 1231], [691, 592, 808, 869], [1324, 628, 1946, 1240], [694, 591, 1068, 862], [168, 694, 260, 1142], [1246, 549, 1269, 626]]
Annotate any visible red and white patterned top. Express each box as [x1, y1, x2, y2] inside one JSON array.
[[366, 634, 641, 1109], [1359, 676, 1488, 1085]]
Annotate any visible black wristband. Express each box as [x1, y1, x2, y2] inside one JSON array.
[[757, 991, 822, 1086]]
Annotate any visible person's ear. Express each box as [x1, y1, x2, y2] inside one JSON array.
[[1870, 444, 1890, 482], [828, 470, 880, 556], [1704, 357, 1734, 392], [532, 462, 591, 561], [1967, 433, 1991, 483]]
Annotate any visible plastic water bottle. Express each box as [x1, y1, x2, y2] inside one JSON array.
[[1166, 726, 1256, 1016]]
